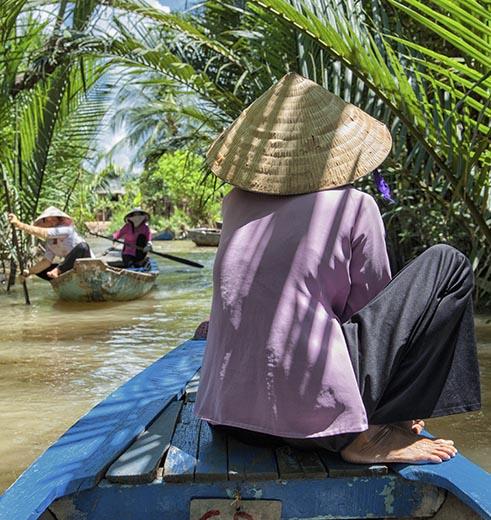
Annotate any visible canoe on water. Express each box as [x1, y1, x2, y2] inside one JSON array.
[[188, 227, 221, 247], [1, 339, 489, 520], [49, 257, 159, 302]]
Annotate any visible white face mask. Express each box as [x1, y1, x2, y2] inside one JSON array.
[[128, 215, 146, 228]]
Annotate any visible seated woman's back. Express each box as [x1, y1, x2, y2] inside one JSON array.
[[195, 186, 391, 439]]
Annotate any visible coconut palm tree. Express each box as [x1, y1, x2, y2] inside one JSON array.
[[93, 0, 490, 302], [1, 0, 489, 302], [0, 0, 113, 300]]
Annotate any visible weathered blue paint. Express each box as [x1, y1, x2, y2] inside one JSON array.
[[50, 258, 159, 302], [394, 450, 491, 519], [318, 451, 388, 478], [276, 446, 327, 480], [228, 436, 278, 481], [194, 420, 228, 482], [106, 400, 182, 484], [49, 474, 445, 520], [0, 340, 206, 520], [163, 401, 201, 483]]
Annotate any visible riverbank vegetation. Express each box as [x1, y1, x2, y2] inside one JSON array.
[[104, 150, 227, 233], [0, 0, 490, 306]]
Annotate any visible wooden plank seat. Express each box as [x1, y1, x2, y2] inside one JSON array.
[[89, 374, 463, 519], [107, 371, 393, 485], [92, 371, 488, 520], [106, 401, 183, 484]]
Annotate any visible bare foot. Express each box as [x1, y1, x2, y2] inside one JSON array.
[[341, 424, 457, 464], [47, 268, 60, 279], [396, 419, 425, 434]]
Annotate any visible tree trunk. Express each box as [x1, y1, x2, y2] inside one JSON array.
[[7, 260, 16, 291]]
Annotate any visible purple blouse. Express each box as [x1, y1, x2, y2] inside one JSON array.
[[195, 187, 391, 438]]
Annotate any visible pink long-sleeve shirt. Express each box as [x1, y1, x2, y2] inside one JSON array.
[[113, 223, 151, 257], [195, 186, 392, 438]]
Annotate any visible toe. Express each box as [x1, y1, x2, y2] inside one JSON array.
[[437, 445, 457, 456], [435, 438, 454, 445], [433, 449, 452, 460], [426, 454, 443, 463]]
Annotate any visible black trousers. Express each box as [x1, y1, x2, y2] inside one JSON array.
[[122, 234, 148, 268], [215, 245, 481, 452], [36, 242, 91, 280]]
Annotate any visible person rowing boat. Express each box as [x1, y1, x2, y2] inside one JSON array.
[[7, 207, 92, 281], [112, 208, 152, 268]]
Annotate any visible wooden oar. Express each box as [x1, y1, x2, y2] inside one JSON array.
[[88, 231, 204, 269]]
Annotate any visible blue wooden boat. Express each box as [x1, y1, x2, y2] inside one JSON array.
[[49, 258, 159, 302], [153, 229, 175, 241], [1, 339, 490, 520]]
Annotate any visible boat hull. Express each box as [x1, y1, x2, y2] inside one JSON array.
[[188, 228, 220, 247], [49, 258, 158, 302], [2, 341, 489, 520], [47, 473, 458, 520]]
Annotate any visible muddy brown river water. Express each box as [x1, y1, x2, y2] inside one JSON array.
[[0, 239, 489, 493]]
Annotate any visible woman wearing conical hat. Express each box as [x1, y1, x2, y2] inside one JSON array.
[[112, 208, 152, 268], [7, 207, 92, 280], [194, 73, 480, 464]]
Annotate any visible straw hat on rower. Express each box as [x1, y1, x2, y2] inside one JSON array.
[[206, 72, 392, 195], [124, 208, 150, 222], [34, 206, 73, 225]]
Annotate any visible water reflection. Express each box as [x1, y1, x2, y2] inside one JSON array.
[[0, 239, 214, 492], [427, 314, 491, 471], [0, 240, 489, 493]]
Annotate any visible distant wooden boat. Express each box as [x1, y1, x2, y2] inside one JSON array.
[[188, 227, 220, 247], [153, 229, 175, 241], [49, 258, 159, 302], [1, 339, 490, 520]]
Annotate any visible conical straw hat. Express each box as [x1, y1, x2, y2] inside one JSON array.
[[34, 206, 72, 225], [124, 208, 150, 222], [206, 73, 392, 195]]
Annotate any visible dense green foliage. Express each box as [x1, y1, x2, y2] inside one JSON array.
[[140, 150, 226, 227], [98, 0, 490, 305], [106, 151, 227, 233], [0, 0, 490, 306], [0, 1, 112, 296]]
